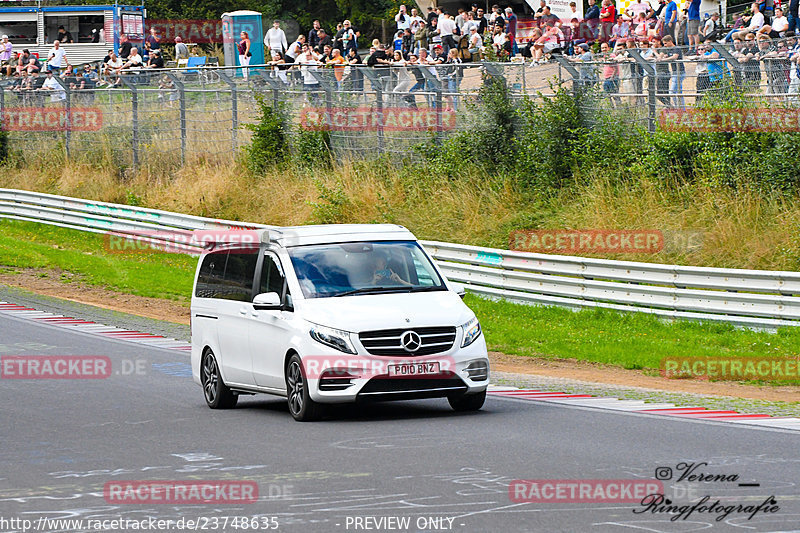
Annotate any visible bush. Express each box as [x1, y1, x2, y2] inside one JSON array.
[[308, 178, 352, 224], [293, 127, 332, 169], [0, 128, 7, 164], [515, 88, 587, 192], [244, 95, 288, 174]]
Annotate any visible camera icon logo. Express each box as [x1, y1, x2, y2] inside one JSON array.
[[655, 467, 673, 480]]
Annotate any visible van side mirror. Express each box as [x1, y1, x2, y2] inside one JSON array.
[[253, 292, 281, 310], [450, 282, 467, 299]]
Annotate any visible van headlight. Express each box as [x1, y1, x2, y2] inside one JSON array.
[[460, 317, 482, 347], [309, 324, 357, 354]]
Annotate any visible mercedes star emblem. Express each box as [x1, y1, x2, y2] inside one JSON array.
[[400, 331, 422, 352]]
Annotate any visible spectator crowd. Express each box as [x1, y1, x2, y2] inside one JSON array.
[[3, 2, 800, 106]]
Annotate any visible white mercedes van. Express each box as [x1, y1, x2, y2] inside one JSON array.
[[190, 224, 489, 421]]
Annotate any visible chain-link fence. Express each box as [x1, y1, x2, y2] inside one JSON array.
[[0, 61, 561, 168], [554, 38, 800, 133], [4, 42, 799, 169]]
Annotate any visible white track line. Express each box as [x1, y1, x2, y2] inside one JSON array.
[[488, 386, 800, 431]]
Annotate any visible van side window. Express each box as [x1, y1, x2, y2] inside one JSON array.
[[259, 253, 286, 298], [196, 250, 228, 298], [221, 251, 259, 302]]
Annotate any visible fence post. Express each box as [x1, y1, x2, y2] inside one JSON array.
[[482, 62, 508, 90], [711, 43, 744, 85], [166, 72, 186, 165], [52, 76, 71, 158], [119, 76, 139, 170], [218, 70, 238, 153], [523, 62, 528, 95], [553, 55, 580, 98], [361, 69, 386, 154], [0, 85, 5, 133], [627, 49, 657, 134], [436, 88, 443, 141], [376, 85, 384, 154]]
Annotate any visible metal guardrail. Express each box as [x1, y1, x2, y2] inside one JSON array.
[[2, 188, 799, 330]]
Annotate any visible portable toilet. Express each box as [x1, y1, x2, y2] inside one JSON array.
[[221, 10, 264, 76]]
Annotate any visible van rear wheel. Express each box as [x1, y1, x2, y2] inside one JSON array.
[[286, 354, 323, 421], [201, 349, 238, 409], [448, 390, 486, 412]]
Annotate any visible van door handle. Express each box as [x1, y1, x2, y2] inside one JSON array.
[[239, 307, 248, 315], [250, 311, 259, 318]]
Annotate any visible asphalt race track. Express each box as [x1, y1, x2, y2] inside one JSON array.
[[1, 311, 799, 533]]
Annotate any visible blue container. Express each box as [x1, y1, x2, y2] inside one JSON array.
[[221, 10, 264, 76]]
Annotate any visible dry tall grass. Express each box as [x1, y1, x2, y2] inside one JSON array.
[[3, 158, 800, 271]]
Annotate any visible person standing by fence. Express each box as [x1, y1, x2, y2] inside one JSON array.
[[238, 31, 251, 80], [687, 0, 701, 53], [264, 20, 288, 59], [661, 34, 685, 108]]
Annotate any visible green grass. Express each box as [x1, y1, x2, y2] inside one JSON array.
[[0, 220, 196, 301], [2, 219, 799, 384], [466, 294, 800, 384]]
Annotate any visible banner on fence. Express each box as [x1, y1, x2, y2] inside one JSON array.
[[2, 107, 103, 132]]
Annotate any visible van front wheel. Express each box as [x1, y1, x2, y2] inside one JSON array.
[[286, 355, 323, 421], [448, 390, 486, 412]]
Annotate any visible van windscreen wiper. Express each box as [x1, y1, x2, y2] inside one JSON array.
[[332, 286, 414, 297]]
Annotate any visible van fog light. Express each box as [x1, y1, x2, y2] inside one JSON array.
[[319, 369, 357, 391], [464, 361, 489, 381]]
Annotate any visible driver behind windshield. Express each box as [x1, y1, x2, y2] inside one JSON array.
[[372, 255, 411, 286]]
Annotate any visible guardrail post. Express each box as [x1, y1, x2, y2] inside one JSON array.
[[119, 76, 139, 170], [626, 49, 657, 134], [218, 71, 238, 153], [165, 72, 186, 165]]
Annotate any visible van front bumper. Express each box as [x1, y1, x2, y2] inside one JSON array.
[[304, 337, 489, 404]]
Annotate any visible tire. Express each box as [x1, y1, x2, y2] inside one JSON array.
[[285, 354, 323, 421], [448, 389, 486, 412], [201, 349, 238, 409]]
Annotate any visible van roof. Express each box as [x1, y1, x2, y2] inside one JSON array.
[[272, 224, 417, 247]]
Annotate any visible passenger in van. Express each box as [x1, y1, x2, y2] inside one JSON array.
[[372, 255, 411, 286]]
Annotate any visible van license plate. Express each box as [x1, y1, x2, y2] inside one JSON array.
[[388, 362, 440, 376]]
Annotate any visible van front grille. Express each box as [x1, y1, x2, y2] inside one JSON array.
[[359, 326, 457, 356]]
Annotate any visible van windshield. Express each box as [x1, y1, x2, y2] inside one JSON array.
[[287, 241, 447, 299]]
